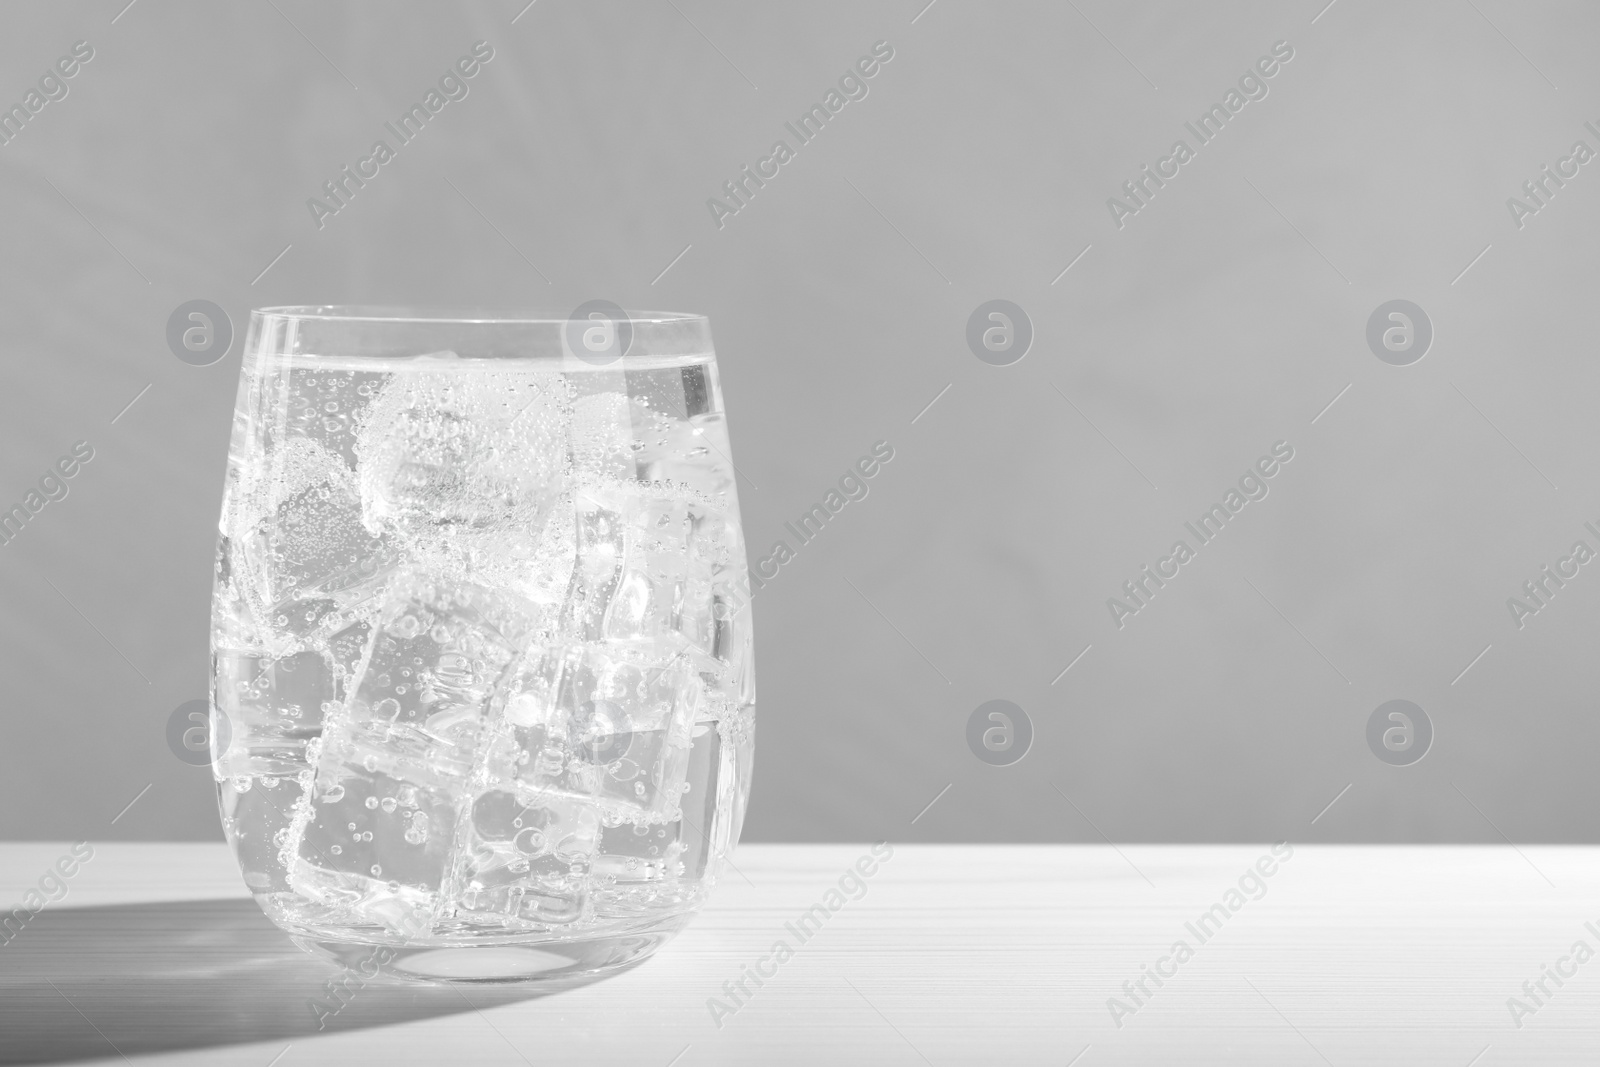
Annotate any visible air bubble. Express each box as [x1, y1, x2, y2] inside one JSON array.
[[365, 796, 379, 809]]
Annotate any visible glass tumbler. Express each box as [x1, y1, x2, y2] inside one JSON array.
[[210, 307, 755, 982]]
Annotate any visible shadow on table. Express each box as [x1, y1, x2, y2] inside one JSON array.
[[0, 898, 575, 1064]]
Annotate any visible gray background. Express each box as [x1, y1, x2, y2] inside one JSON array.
[[2, 0, 1597, 845]]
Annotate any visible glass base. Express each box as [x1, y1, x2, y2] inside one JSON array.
[[283, 915, 692, 985]]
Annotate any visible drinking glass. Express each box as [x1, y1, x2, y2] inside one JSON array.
[[210, 307, 755, 983]]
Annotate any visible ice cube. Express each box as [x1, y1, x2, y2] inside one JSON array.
[[674, 720, 729, 882], [712, 587, 757, 709], [238, 451, 398, 642], [355, 367, 569, 543], [326, 619, 373, 700], [268, 435, 357, 509], [627, 363, 713, 421], [455, 499, 575, 632], [337, 574, 539, 782], [557, 480, 727, 656], [223, 435, 346, 549], [285, 750, 461, 934], [570, 390, 636, 481], [219, 774, 305, 894], [603, 495, 738, 660], [454, 788, 599, 925], [278, 367, 392, 471], [214, 649, 333, 779], [287, 574, 551, 933], [633, 416, 737, 501], [487, 641, 700, 822], [622, 361, 735, 492], [563, 488, 627, 640], [590, 721, 728, 886], [593, 820, 682, 883], [604, 496, 689, 641]]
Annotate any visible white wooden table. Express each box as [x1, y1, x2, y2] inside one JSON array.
[[2, 843, 1597, 1065]]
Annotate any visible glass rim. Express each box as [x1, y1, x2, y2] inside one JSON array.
[[251, 305, 709, 326]]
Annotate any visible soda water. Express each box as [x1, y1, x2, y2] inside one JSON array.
[[211, 348, 754, 963]]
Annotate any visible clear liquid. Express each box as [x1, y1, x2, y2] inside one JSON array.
[[212, 352, 754, 944]]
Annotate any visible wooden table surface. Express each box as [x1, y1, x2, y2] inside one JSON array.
[[2, 842, 1598, 1065]]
